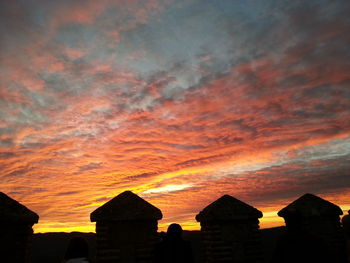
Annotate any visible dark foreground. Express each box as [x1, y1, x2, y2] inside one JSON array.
[[32, 226, 285, 263]]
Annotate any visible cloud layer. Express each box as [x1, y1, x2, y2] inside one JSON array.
[[1, 0, 350, 232]]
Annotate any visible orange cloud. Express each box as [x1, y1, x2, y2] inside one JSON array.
[[1, 0, 350, 233]]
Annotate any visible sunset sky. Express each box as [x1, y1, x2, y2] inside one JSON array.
[[1, 0, 350, 233]]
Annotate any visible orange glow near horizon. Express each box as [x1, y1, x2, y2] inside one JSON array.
[[32, 205, 350, 234], [32, 193, 350, 233]]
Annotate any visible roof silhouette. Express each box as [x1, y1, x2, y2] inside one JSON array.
[[0, 192, 39, 224], [195, 194, 263, 222], [278, 193, 343, 218], [90, 191, 162, 222]]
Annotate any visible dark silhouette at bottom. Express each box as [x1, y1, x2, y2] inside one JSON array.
[[62, 237, 90, 263], [342, 211, 350, 263], [154, 223, 194, 263], [271, 215, 330, 263]]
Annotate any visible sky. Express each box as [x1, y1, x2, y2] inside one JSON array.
[[1, 0, 350, 233]]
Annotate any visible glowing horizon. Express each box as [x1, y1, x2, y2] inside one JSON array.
[[31, 194, 350, 233], [1, 0, 350, 233]]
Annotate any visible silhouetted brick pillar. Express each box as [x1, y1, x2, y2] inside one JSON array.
[[196, 195, 263, 263], [0, 192, 39, 263], [342, 210, 350, 263], [90, 191, 162, 263], [278, 193, 347, 263]]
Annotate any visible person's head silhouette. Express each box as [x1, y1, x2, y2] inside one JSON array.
[[166, 223, 183, 240], [155, 223, 194, 263]]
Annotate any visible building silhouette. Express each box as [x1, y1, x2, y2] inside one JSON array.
[[342, 210, 350, 263], [90, 191, 162, 263], [277, 193, 347, 263], [0, 192, 39, 263], [196, 195, 263, 263]]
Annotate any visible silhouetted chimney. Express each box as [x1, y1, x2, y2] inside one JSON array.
[[278, 193, 347, 263], [0, 192, 39, 263], [342, 210, 350, 237], [342, 210, 350, 262], [196, 195, 263, 263], [90, 191, 162, 263]]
